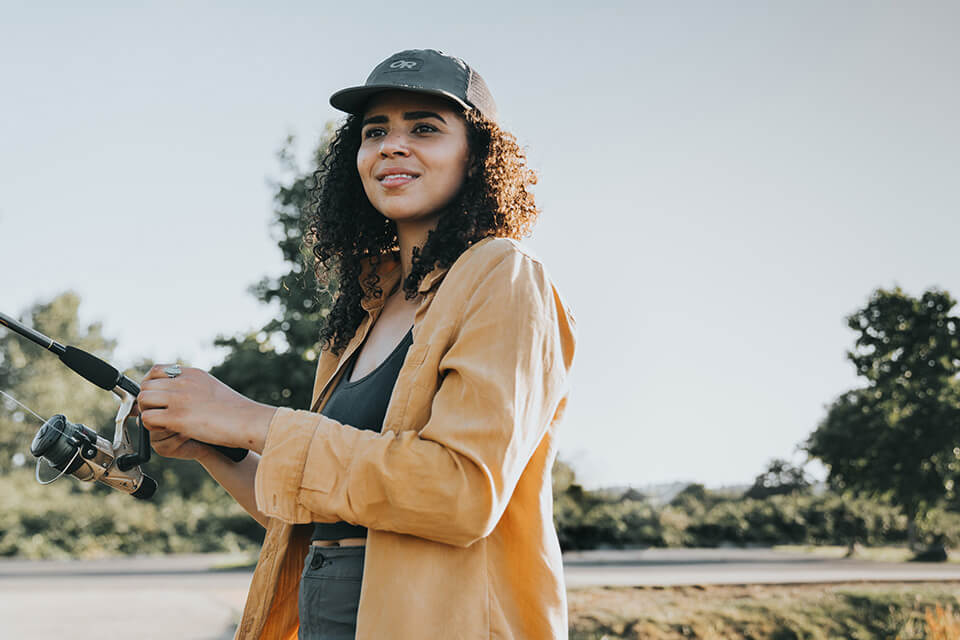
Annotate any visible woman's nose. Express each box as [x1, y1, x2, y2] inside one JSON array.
[[379, 132, 409, 157]]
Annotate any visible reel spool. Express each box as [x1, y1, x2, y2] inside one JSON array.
[[31, 414, 158, 500]]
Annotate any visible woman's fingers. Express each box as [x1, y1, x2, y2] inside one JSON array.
[[135, 364, 213, 448], [140, 407, 181, 432], [136, 389, 171, 427], [149, 430, 205, 460], [141, 363, 187, 384], [148, 427, 179, 443], [134, 363, 253, 450], [137, 389, 172, 411], [137, 365, 179, 418]]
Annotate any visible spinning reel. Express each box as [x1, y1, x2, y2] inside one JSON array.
[[31, 400, 158, 499], [1, 311, 248, 499]]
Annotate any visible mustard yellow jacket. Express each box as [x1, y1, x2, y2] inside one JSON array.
[[235, 236, 577, 639]]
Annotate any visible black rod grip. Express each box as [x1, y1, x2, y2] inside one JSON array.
[[61, 346, 120, 389], [214, 446, 248, 462]]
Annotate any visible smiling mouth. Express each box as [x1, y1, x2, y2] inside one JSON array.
[[379, 174, 418, 187]]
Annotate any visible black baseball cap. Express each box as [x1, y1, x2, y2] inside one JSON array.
[[330, 49, 498, 123]]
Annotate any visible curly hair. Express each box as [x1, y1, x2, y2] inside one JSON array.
[[305, 107, 541, 357]]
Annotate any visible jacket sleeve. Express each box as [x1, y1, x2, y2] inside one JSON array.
[[253, 252, 576, 547]]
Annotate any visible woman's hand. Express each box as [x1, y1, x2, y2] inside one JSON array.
[[136, 364, 276, 454], [127, 403, 210, 461]]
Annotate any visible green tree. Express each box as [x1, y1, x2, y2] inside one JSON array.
[[669, 483, 725, 515], [745, 458, 812, 499], [210, 127, 336, 409], [805, 287, 960, 552]]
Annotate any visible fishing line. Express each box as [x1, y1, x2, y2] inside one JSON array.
[[0, 389, 48, 425], [0, 388, 88, 441], [0, 388, 95, 484]]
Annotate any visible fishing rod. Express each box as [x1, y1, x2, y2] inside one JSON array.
[[0, 311, 248, 499]]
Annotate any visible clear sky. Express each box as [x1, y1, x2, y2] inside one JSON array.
[[2, 1, 958, 489]]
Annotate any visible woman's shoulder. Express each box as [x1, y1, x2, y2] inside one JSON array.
[[455, 236, 550, 278], [448, 237, 574, 325], [447, 236, 577, 353]]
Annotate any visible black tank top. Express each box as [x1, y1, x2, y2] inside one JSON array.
[[311, 325, 415, 540]]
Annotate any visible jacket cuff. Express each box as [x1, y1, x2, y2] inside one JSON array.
[[254, 406, 316, 523]]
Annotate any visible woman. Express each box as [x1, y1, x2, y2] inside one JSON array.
[[135, 49, 577, 639]]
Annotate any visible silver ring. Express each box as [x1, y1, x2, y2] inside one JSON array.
[[163, 364, 182, 378]]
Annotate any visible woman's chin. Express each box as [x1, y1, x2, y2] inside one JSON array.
[[379, 207, 444, 226]]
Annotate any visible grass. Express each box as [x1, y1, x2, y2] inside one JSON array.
[[568, 582, 960, 639], [773, 544, 960, 564], [208, 552, 260, 571]]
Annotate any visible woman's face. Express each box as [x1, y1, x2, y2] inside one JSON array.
[[357, 90, 471, 227]]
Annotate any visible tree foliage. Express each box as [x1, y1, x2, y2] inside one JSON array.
[[0, 292, 268, 558], [210, 127, 337, 410], [745, 458, 812, 500], [551, 473, 960, 552], [805, 287, 960, 543]]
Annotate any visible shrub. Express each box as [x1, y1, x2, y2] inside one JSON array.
[[0, 469, 263, 559]]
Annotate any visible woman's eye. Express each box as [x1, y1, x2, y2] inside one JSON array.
[[413, 123, 438, 134], [363, 128, 385, 139]]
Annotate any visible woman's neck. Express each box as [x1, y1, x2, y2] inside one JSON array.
[[395, 218, 440, 284]]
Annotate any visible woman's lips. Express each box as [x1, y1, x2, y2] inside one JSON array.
[[380, 174, 417, 188]]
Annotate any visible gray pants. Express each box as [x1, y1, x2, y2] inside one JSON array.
[[298, 545, 365, 640]]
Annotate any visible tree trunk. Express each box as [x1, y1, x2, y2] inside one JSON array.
[[906, 509, 918, 552]]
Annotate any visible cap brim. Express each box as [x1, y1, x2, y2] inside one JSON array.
[[329, 84, 472, 116]]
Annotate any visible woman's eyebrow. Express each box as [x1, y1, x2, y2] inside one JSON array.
[[403, 111, 446, 124], [361, 111, 447, 127]]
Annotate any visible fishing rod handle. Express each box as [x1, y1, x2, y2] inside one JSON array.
[[210, 444, 248, 462]]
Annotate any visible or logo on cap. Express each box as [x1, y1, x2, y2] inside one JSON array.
[[383, 57, 423, 73]]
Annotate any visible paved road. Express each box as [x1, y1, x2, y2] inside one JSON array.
[[562, 547, 960, 587], [2, 549, 959, 639], [0, 554, 250, 640]]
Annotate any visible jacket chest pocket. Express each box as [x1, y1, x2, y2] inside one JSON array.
[[384, 342, 433, 432]]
